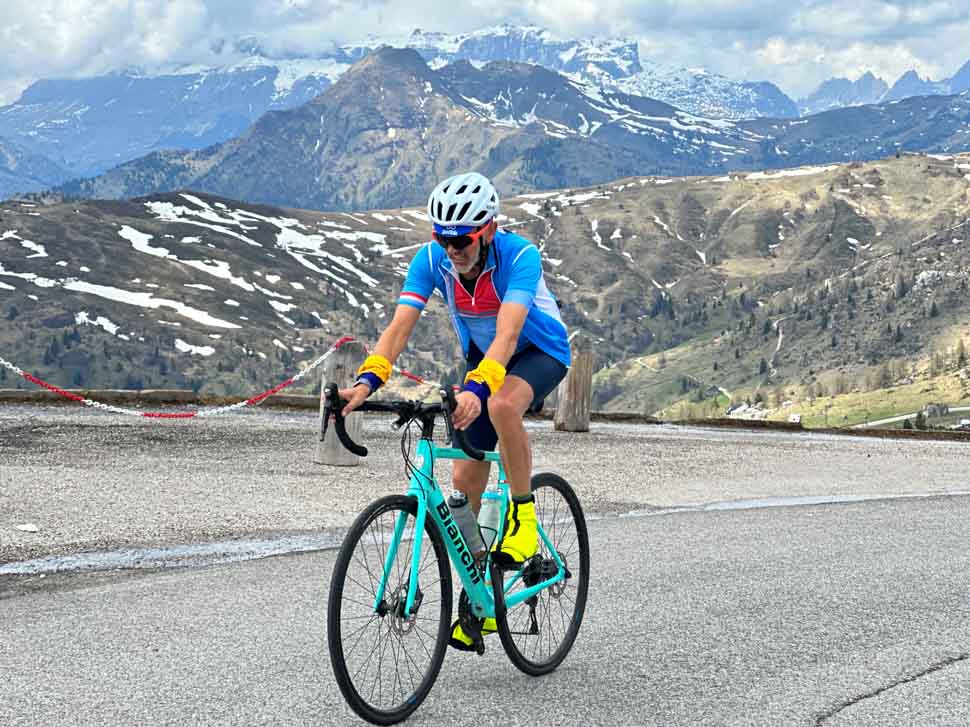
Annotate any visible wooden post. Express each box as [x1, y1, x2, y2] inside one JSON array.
[[554, 335, 593, 432], [316, 340, 365, 466]]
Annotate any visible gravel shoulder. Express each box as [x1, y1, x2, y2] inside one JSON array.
[[1, 405, 968, 564]]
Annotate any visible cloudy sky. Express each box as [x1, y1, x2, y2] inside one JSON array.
[[0, 0, 968, 104]]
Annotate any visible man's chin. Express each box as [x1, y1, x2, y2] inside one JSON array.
[[452, 259, 476, 274]]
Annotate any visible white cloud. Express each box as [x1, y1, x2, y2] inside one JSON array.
[[0, 0, 967, 103]]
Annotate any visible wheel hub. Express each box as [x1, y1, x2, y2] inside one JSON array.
[[387, 584, 422, 635], [521, 551, 569, 598]]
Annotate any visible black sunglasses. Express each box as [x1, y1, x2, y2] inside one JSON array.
[[432, 223, 491, 251], [433, 233, 475, 251]]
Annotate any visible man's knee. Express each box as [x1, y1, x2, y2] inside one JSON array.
[[453, 460, 490, 492], [487, 393, 523, 426]]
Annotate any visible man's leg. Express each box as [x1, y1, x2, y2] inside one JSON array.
[[452, 459, 491, 513], [487, 376, 539, 567], [486, 375, 535, 498]]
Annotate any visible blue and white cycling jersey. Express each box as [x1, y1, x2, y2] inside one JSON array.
[[398, 229, 571, 367]]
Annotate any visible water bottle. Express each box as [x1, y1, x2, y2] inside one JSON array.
[[477, 483, 504, 553], [447, 491, 485, 556]]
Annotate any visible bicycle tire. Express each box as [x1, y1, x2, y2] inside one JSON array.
[[494, 472, 590, 676], [328, 495, 453, 725]]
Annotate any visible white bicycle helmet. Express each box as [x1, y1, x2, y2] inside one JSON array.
[[427, 172, 500, 230]]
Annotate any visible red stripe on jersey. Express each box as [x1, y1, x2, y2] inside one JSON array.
[[454, 270, 500, 317]]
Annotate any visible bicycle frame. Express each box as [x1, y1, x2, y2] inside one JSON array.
[[372, 437, 568, 619]]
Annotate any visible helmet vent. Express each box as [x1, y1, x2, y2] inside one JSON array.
[[473, 209, 487, 222], [446, 203, 457, 221], [456, 184, 468, 194], [472, 185, 481, 193], [436, 201, 443, 219], [458, 201, 472, 220]]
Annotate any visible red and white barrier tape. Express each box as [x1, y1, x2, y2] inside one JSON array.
[[0, 335, 444, 419]]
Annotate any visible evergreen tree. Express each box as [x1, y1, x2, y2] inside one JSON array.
[[894, 274, 908, 299]]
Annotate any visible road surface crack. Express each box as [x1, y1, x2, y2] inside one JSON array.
[[815, 653, 970, 725]]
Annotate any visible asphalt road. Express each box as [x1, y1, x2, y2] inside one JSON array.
[[5, 405, 970, 565], [5, 493, 970, 727]]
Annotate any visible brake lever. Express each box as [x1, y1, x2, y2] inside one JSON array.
[[322, 383, 368, 457], [442, 388, 485, 461]]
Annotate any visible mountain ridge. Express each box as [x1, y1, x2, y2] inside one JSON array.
[[50, 49, 970, 214], [0, 23, 796, 194], [3, 152, 969, 421]]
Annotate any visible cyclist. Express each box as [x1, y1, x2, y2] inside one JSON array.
[[338, 171, 571, 650]]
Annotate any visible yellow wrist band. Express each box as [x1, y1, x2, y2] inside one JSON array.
[[464, 357, 506, 395], [357, 354, 392, 384]]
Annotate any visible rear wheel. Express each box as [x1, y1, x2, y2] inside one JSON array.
[[327, 495, 452, 725], [494, 473, 589, 676]]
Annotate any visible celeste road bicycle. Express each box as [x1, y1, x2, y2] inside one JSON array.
[[323, 384, 590, 725]]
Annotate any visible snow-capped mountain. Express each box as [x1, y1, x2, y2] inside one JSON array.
[[348, 25, 795, 119], [374, 25, 643, 80], [798, 72, 889, 115], [55, 48, 773, 212], [55, 47, 970, 214], [0, 61, 345, 178], [801, 61, 970, 114], [882, 70, 950, 102], [0, 24, 795, 192], [614, 66, 798, 120]]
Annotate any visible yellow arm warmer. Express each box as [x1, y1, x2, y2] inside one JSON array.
[[464, 357, 507, 395], [357, 354, 392, 384]]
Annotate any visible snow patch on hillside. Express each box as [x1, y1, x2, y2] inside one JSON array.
[[63, 280, 241, 329], [74, 312, 119, 335], [175, 338, 216, 356]]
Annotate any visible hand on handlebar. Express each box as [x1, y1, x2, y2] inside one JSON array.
[[337, 384, 370, 417], [451, 390, 482, 430]]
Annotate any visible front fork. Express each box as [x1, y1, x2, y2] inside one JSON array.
[[372, 494, 428, 617]]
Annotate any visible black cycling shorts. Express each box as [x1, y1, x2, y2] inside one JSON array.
[[456, 344, 568, 452]]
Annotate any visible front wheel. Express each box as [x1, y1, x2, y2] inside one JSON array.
[[327, 495, 453, 725], [494, 473, 590, 676]]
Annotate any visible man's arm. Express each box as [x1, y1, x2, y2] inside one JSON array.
[[371, 304, 422, 363], [338, 304, 421, 415], [481, 301, 529, 367]]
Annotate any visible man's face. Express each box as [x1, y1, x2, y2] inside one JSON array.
[[434, 221, 494, 274], [446, 237, 481, 274]]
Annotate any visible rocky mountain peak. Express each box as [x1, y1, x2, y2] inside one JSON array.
[[798, 72, 889, 115], [351, 45, 433, 76], [951, 60, 970, 94]]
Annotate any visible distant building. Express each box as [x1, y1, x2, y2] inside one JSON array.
[[924, 403, 949, 418]]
